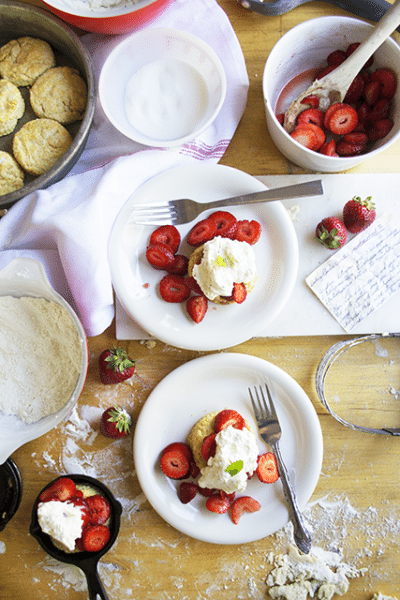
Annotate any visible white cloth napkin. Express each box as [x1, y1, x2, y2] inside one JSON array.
[[0, 0, 248, 337]]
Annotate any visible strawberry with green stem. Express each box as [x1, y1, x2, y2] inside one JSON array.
[[343, 195, 376, 233], [316, 216, 347, 249], [99, 347, 135, 384], [100, 406, 132, 439]]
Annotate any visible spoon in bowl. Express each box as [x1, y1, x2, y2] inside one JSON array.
[[30, 474, 122, 600], [283, 0, 400, 132]]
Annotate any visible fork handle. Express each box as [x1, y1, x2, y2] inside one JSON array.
[[198, 180, 323, 211], [273, 442, 312, 554]]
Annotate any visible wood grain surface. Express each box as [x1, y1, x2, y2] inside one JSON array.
[[1, 1, 400, 599]]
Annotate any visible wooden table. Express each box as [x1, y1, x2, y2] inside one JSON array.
[[2, 1, 400, 598]]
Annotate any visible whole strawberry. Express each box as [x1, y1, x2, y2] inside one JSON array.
[[100, 406, 132, 438], [343, 195, 376, 233], [99, 347, 135, 384], [316, 216, 347, 249]]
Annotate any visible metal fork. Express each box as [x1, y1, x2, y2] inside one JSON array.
[[249, 383, 312, 554], [129, 180, 323, 226]]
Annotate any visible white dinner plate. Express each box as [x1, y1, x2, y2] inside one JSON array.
[[109, 163, 298, 351], [133, 353, 323, 545]]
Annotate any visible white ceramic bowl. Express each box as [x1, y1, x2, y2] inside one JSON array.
[[263, 16, 400, 172], [99, 28, 226, 148], [0, 258, 88, 464]]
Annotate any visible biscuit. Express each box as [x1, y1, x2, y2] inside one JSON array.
[[187, 411, 219, 469], [188, 244, 258, 304], [30, 66, 87, 124], [0, 151, 24, 196], [0, 79, 24, 136], [13, 118, 72, 176], [0, 37, 56, 87]]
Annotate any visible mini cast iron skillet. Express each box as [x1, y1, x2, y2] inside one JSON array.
[[0, 458, 22, 532], [30, 474, 122, 600]]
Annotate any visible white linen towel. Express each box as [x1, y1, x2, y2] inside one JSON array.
[[0, 0, 248, 337]]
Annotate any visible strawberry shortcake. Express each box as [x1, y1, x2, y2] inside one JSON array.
[[160, 409, 280, 524]]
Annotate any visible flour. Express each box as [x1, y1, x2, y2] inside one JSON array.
[[266, 544, 366, 599], [0, 296, 81, 423]]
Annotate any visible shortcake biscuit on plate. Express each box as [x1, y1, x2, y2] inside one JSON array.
[[13, 118, 72, 176], [30, 66, 87, 124], [0, 37, 56, 87], [0, 151, 24, 196], [187, 411, 219, 469], [0, 79, 24, 137]]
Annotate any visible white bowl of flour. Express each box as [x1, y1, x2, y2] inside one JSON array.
[[0, 257, 88, 464]]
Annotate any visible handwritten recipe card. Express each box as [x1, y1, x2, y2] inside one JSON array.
[[306, 213, 400, 333]]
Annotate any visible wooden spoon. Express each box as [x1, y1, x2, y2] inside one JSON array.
[[283, 0, 400, 132]]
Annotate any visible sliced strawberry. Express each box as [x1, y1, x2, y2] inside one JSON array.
[[290, 125, 318, 150], [160, 446, 190, 479], [162, 442, 193, 462], [336, 139, 365, 156], [256, 452, 279, 483], [325, 104, 358, 135], [185, 275, 204, 295], [187, 218, 217, 246], [368, 117, 394, 141], [189, 460, 200, 479], [167, 254, 189, 276], [300, 94, 320, 108], [39, 477, 77, 503], [186, 295, 208, 323], [368, 98, 391, 123], [178, 482, 198, 504], [207, 211, 237, 239], [364, 80, 381, 106], [231, 496, 261, 524], [214, 409, 245, 433], [86, 494, 111, 526], [149, 225, 181, 254], [297, 108, 324, 128], [371, 67, 397, 99], [357, 101, 371, 124], [319, 139, 338, 157], [276, 112, 285, 126], [201, 433, 217, 462], [234, 219, 261, 245], [231, 282, 247, 304], [81, 524, 110, 552], [68, 497, 92, 528], [146, 242, 175, 270], [198, 486, 215, 497], [342, 132, 368, 147], [343, 73, 365, 104], [159, 274, 191, 303], [326, 49, 346, 66], [323, 103, 347, 129], [205, 493, 231, 514]]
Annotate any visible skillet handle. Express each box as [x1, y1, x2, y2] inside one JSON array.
[[81, 560, 110, 600]]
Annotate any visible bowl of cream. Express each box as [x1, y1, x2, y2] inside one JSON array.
[[98, 28, 226, 148]]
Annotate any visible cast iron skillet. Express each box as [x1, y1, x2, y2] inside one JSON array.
[[30, 474, 122, 600]]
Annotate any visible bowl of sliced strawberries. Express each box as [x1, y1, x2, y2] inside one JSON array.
[[263, 16, 400, 172]]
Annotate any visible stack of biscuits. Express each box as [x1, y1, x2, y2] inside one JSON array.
[[0, 36, 88, 196]]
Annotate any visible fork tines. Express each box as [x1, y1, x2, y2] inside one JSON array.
[[249, 383, 278, 420], [131, 203, 176, 226]]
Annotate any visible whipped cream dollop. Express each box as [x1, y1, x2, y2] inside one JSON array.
[[192, 236, 257, 301], [37, 500, 85, 552], [198, 426, 259, 494]]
